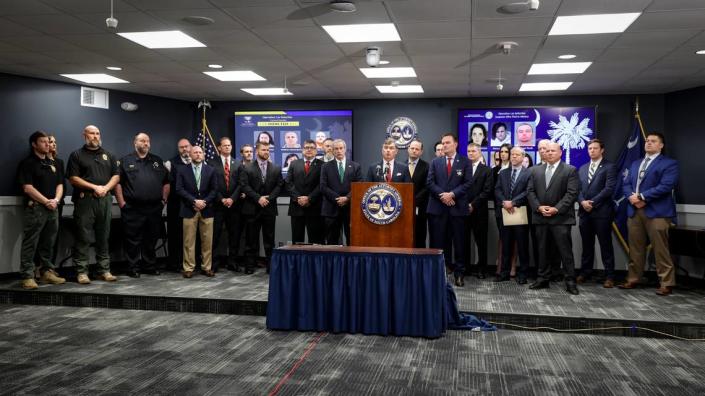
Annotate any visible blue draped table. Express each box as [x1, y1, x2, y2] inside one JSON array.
[[266, 245, 448, 338]]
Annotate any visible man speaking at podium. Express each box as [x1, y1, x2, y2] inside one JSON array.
[[366, 138, 411, 183]]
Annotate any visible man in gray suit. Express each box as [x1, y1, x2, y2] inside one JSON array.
[[527, 142, 580, 294]]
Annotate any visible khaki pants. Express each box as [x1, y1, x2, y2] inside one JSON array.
[[627, 208, 675, 287], [182, 212, 213, 272]]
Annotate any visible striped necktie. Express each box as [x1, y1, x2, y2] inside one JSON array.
[[588, 162, 596, 184], [510, 168, 517, 198]]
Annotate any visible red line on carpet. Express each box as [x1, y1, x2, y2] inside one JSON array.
[[268, 332, 326, 396]]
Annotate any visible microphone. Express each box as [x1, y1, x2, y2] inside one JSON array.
[[376, 164, 381, 177]]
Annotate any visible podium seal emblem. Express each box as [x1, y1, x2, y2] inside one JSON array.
[[361, 183, 403, 225]]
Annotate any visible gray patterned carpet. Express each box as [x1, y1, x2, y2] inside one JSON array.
[[0, 305, 703, 396]]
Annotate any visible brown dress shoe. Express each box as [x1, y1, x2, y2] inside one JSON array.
[[603, 279, 614, 288], [576, 275, 586, 284], [618, 281, 638, 289], [202, 269, 215, 277], [182, 271, 193, 278], [655, 286, 672, 296]]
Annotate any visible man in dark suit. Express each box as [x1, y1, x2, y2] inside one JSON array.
[[577, 138, 617, 287], [427, 133, 473, 286], [165, 138, 192, 272], [407, 139, 429, 248], [366, 138, 411, 183], [175, 145, 218, 278], [285, 139, 324, 244], [321, 139, 363, 245], [527, 142, 580, 294], [211, 137, 242, 272], [495, 147, 532, 284], [239, 141, 283, 274], [619, 132, 679, 296], [465, 143, 492, 278]]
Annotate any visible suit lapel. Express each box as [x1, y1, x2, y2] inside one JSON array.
[[642, 155, 660, 181]]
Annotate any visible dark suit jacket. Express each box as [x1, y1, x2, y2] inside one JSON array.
[[426, 155, 473, 216], [320, 158, 363, 217], [239, 160, 283, 216], [527, 161, 579, 225], [468, 163, 492, 218], [210, 156, 242, 205], [622, 154, 678, 221], [175, 163, 217, 219], [578, 160, 616, 218], [285, 158, 323, 217], [409, 159, 429, 211], [494, 167, 531, 219], [366, 160, 411, 183]]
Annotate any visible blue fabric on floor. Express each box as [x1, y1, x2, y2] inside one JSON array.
[[445, 283, 497, 331]]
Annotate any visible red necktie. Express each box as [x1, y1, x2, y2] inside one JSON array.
[[224, 159, 230, 190], [305, 160, 310, 175], [446, 157, 452, 176], [385, 162, 391, 182]]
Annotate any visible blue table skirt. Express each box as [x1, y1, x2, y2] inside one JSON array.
[[266, 249, 448, 338]]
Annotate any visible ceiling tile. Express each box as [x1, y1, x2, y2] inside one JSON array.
[[472, 17, 553, 38], [397, 21, 469, 40], [387, 0, 470, 22]]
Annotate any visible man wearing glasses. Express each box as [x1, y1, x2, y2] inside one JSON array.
[[285, 140, 324, 244]]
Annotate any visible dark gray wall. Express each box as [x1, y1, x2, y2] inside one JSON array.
[[0, 72, 195, 195]]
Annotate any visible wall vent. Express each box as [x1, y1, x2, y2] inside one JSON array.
[[80, 86, 109, 109]]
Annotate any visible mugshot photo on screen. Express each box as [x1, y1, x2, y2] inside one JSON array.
[[468, 122, 489, 147], [490, 122, 511, 147], [282, 153, 300, 173], [254, 131, 275, 148], [514, 122, 535, 147], [312, 131, 329, 149], [281, 130, 301, 149]]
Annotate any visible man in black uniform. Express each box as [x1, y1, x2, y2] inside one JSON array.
[[165, 138, 192, 272], [212, 137, 243, 272], [115, 132, 170, 278], [66, 125, 119, 284], [17, 131, 66, 289], [285, 139, 324, 244], [239, 141, 283, 274]]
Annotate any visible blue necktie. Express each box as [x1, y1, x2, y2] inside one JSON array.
[[510, 168, 517, 198]]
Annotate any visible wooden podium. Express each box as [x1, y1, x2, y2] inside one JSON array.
[[350, 182, 414, 248]]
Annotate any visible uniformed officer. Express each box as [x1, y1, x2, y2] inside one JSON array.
[[17, 131, 66, 289], [66, 125, 120, 284], [115, 132, 170, 278]]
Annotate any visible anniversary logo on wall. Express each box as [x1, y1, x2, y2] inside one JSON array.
[[361, 183, 403, 225], [386, 116, 418, 149]]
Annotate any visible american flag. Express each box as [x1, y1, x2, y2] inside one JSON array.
[[195, 129, 217, 163]]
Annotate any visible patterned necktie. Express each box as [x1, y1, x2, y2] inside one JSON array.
[[636, 157, 651, 193], [545, 164, 554, 189], [338, 161, 344, 182], [510, 168, 517, 198], [385, 162, 391, 182], [305, 160, 310, 175], [588, 162, 595, 184], [193, 165, 201, 190], [446, 157, 452, 176], [260, 161, 267, 182], [224, 159, 230, 190], [408, 161, 415, 178]]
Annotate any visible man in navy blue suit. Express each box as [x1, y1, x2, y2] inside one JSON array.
[[494, 147, 531, 284], [427, 133, 473, 286], [321, 139, 363, 245], [366, 138, 411, 183], [577, 139, 617, 288], [176, 145, 218, 278], [619, 132, 679, 296]]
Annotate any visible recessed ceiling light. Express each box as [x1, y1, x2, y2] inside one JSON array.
[[376, 85, 424, 94], [117, 30, 206, 49], [241, 88, 293, 96], [378, 60, 390, 65], [60, 73, 129, 83], [106, 66, 122, 71], [359, 67, 416, 78], [519, 82, 572, 91], [696, 50, 705, 55], [557, 54, 576, 60], [322, 23, 401, 43], [549, 13, 641, 35], [528, 62, 592, 75], [203, 71, 266, 81], [208, 64, 223, 69]]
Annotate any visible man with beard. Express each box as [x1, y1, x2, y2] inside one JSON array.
[[66, 125, 120, 284], [321, 137, 335, 162], [165, 138, 192, 272], [115, 132, 169, 278]]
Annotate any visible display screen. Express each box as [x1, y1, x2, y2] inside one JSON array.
[[234, 110, 353, 174], [458, 107, 597, 169]]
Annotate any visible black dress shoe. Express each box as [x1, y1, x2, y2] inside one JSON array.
[[126, 270, 140, 278], [516, 277, 528, 285], [566, 283, 579, 295], [477, 272, 486, 279], [244, 267, 254, 275], [529, 280, 550, 290], [454, 275, 465, 287], [493, 275, 510, 282]]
